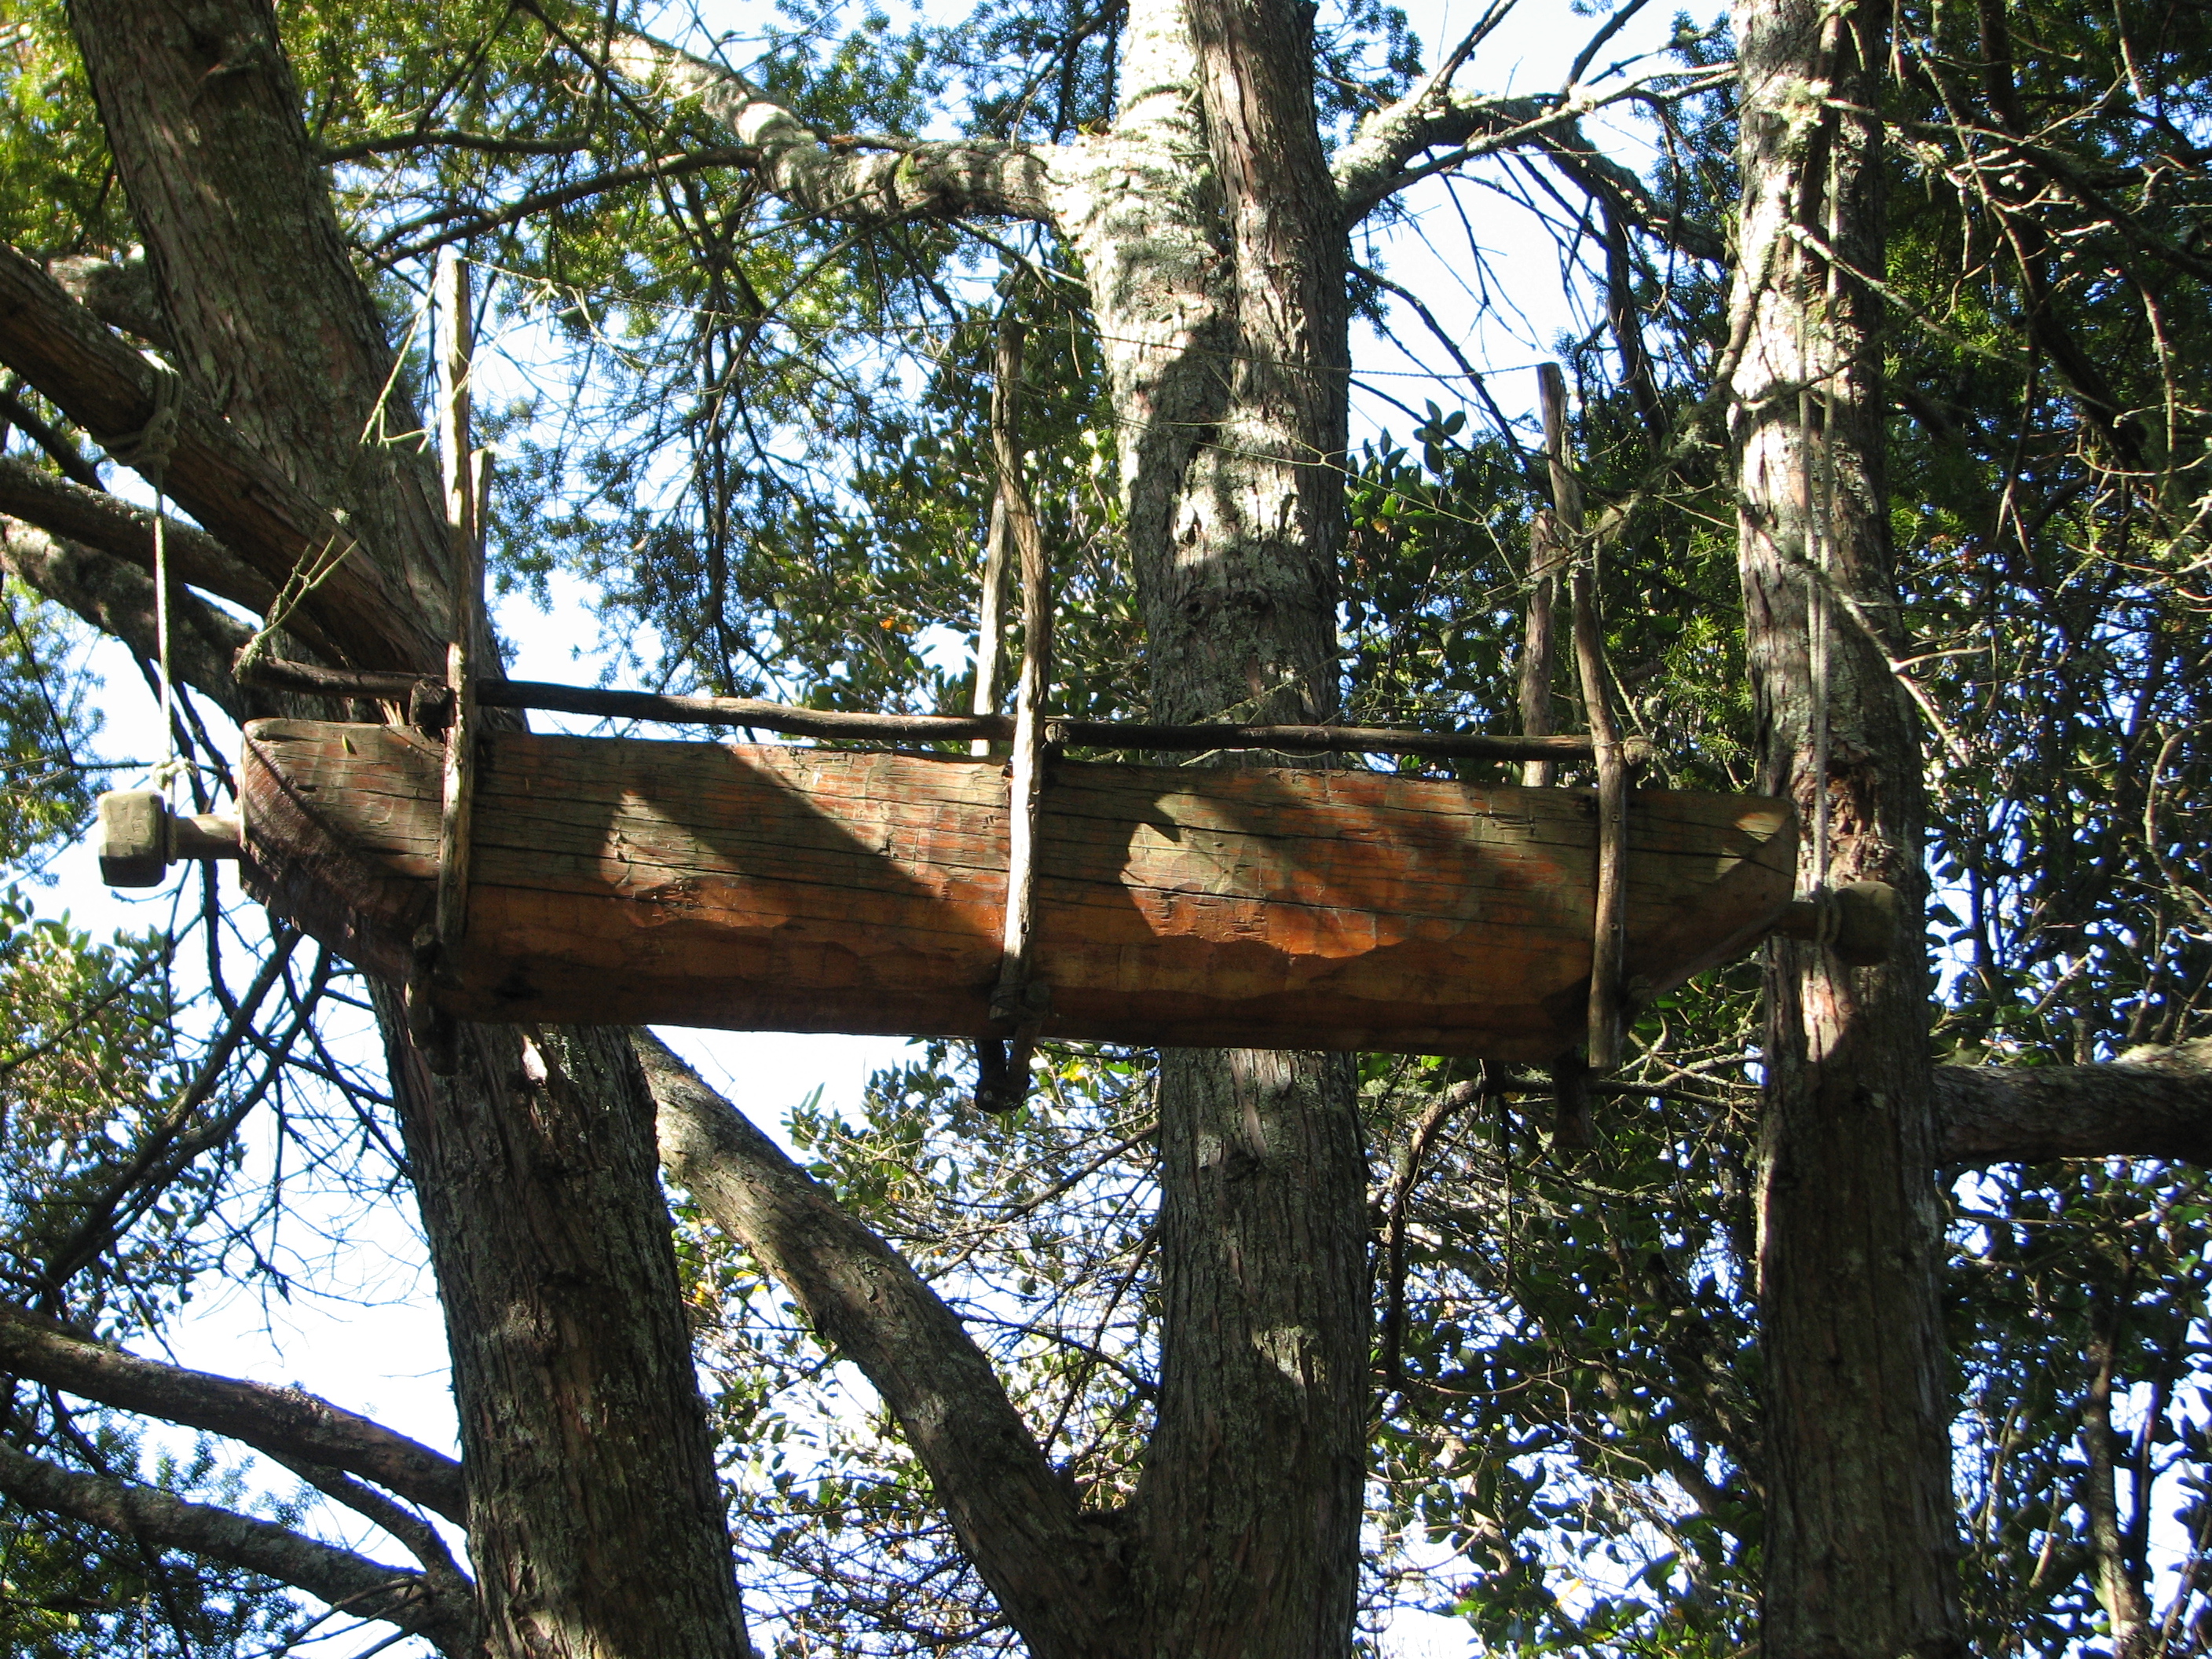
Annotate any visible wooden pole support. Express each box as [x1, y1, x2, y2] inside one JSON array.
[[968, 309, 1021, 758], [1518, 507, 1564, 788], [431, 250, 480, 957], [1523, 362, 1584, 790], [1572, 569, 1630, 1074], [93, 790, 240, 886], [408, 249, 481, 1073], [1540, 363, 1630, 1073], [980, 317, 1052, 1113], [1537, 362, 1585, 530]]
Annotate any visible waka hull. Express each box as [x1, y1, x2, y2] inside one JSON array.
[[237, 719, 1796, 1062]]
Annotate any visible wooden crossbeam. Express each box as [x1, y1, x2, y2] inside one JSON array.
[[233, 655, 1652, 767], [232, 719, 1791, 1062]]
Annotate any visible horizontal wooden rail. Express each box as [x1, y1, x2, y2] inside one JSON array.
[[235, 654, 1648, 765]]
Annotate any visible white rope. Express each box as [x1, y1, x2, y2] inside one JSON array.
[[103, 355, 185, 800]]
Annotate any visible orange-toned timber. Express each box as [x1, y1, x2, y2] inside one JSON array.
[[236, 719, 1796, 1061]]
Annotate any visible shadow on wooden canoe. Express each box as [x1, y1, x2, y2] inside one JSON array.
[[192, 718, 1804, 1064]]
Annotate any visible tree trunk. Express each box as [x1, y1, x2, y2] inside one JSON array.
[[1728, 2, 1965, 1654], [1071, 0, 1368, 1648], [2082, 1298, 2155, 1658], [382, 1009, 751, 1657], [65, 5, 751, 1654]]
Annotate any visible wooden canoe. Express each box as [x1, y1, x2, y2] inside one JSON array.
[[235, 719, 1796, 1061]]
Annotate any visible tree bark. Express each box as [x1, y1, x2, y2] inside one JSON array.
[[380, 1012, 749, 1658], [60, 5, 753, 1655], [1728, 2, 1965, 1653], [1933, 1039, 2212, 1164], [0, 1441, 480, 1657], [2082, 1298, 2155, 1658]]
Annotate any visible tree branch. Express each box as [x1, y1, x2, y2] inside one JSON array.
[[605, 32, 1053, 225], [0, 391, 105, 489], [0, 454, 285, 621], [320, 126, 602, 164], [0, 246, 441, 672], [1, 520, 256, 723], [1536, 126, 1727, 266], [0, 1440, 478, 1658], [1936, 1039, 2212, 1165], [371, 146, 759, 264], [0, 1304, 466, 1524], [635, 1034, 1129, 1649], [1335, 70, 1730, 258], [266, 1450, 469, 1584], [32, 933, 298, 1307]]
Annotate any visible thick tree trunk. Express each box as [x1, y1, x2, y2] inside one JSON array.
[[1072, 0, 1368, 1650], [1728, 3, 1965, 1654], [381, 1009, 750, 1657], [66, 5, 751, 1655]]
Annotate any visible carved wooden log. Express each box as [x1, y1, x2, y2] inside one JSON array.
[[235, 719, 1797, 1061]]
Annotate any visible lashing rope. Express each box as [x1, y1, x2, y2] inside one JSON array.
[[102, 355, 185, 801]]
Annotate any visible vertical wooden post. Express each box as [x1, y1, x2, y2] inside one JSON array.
[[1536, 363, 1628, 1075], [1518, 508, 1563, 788], [1521, 364, 1583, 785], [969, 496, 1011, 757], [1536, 361, 1584, 529], [980, 318, 1052, 1111], [1573, 568, 1629, 1074], [434, 247, 480, 960], [970, 306, 1026, 758]]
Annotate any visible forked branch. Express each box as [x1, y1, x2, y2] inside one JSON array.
[[1335, 68, 1731, 234]]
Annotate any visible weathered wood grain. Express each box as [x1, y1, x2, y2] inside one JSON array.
[[237, 720, 1796, 1060]]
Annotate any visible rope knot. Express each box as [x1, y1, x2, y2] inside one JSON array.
[[101, 353, 183, 485]]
